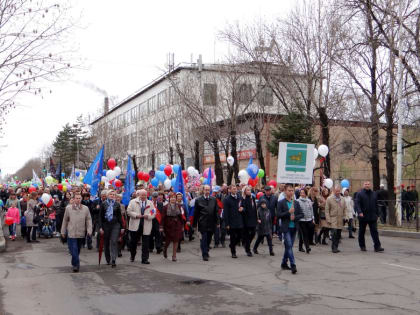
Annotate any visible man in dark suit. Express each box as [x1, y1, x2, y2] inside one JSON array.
[[355, 181, 384, 252], [223, 185, 245, 258], [194, 185, 219, 261], [277, 183, 304, 274]]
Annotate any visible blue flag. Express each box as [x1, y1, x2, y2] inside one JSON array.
[[83, 145, 104, 197], [122, 155, 135, 206], [174, 165, 189, 217], [204, 167, 213, 194]]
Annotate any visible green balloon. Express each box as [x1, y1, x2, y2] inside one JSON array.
[[257, 169, 265, 178]]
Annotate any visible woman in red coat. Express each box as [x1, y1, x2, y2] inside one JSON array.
[[160, 192, 184, 261]]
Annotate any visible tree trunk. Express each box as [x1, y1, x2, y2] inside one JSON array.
[[194, 140, 200, 171], [176, 143, 185, 170], [229, 126, 240, 184], [151, 151, 155, 170], [318, 107, 331, 178], [131, 155, 138, 180], [211, 138, 224, 186], [253, 120, 266, 185], [385, 94, 396, 225], [169, 147, 174, 165]]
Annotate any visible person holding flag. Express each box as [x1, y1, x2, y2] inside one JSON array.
[[194, 185, 220, 261]]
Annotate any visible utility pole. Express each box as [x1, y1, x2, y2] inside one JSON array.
[[395, 0, 404, 227]]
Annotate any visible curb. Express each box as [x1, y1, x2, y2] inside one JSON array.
[[378, 229, 420, 239], [0, 213, 5, 252]]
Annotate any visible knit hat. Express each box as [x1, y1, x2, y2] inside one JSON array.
[[259, 199, 267, 205]]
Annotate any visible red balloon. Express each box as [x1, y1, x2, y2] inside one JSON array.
[[248, 178, 258, 187], [28, 186, 36, 193], [107, 158, 116, 170], [256, 192, 264, 200], [268, 180, 277, 188], [115, 179, 122, 187], [143, 173, 150, 182], [57, 184, 63, 191], [137, 171, 144, 180], [4, 217, 13, 226], [164, 165, 172, 176], [148, 184, 153, 189], [182, 170, 188, 179]]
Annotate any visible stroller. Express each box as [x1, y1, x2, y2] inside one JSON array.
[[40, 214, 54, 238]]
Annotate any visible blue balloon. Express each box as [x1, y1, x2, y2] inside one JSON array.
[[151, 177, 159, 188], [33, 183, 38, 188], [102, 170, 107, 176], [173, 164, 180, 174], [131, 170, 136, 177], [159, 164, 165, 171], [171, 178, 177, 187], [341, 179, 350, 188], [75, 171, 80, 177], [247, 164, 259, 179], [156, 171, 166, 183], [61, 172, 65, 178]]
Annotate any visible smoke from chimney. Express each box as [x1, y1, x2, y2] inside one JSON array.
[[104, 97, 109, 115]]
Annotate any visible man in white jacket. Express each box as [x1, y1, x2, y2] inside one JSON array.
[[127, 189, 156, 264]]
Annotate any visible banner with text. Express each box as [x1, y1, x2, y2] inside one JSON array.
[[277, 142, 314, 184]]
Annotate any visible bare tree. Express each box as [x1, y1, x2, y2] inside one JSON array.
[[0, 0, 78, 134]]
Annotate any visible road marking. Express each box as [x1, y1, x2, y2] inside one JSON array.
[[384, 263, 420, 271], [226, 284, 255, 296]]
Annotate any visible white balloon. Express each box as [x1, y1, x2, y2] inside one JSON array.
[[227, 156, 234, 166], [101, 176, 107, 183], [114, 166, 122, 177], [41, 193, 51, 205], [324, 178, 333, 189], [164, 178, 172, 190], [318, 144, 329, 157], [187, 166, 195, 176], [313, 148, 319, 160], [106, 170, 116, 180], [193, 169, 199, 176]]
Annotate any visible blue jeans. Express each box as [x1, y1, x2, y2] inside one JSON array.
[[67, 238, 84, 267], [200, 231, 213, 258], [9, 223, 16, 237], [282, 228, 297, 266]]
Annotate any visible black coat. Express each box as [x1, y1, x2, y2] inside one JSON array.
[[355, 189, 379, 222], [99, 200, 123, 229], [257, 207, 272, 235], [194, 196, 220, 232], [242, 195, 257, 228], [276, 199, 304, 233], [223, 194, 244, 229], [258, 193, 277, 223]]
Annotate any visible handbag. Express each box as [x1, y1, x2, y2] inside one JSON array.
[[20, 216, 26, 226]]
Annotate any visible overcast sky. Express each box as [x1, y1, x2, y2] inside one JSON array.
[[0, 0, 293, 176]]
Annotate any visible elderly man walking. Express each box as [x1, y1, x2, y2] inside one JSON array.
[[127, 189, 156, 264], [61, 192, 92, 272], [194, 185, 219, 261], [355, 181, 384, 252], [325, 186, 346, 253]]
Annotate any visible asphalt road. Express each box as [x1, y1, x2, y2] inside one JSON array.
[[0, 228, 420, 315]]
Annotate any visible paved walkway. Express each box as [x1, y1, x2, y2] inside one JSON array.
[[0, 232, 419, 314]]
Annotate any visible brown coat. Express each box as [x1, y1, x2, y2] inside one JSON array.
[[325, 195, 346, 229], [61, 204, 93, 238]]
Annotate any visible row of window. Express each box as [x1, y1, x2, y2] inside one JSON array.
[[203, 83, 274, 106]]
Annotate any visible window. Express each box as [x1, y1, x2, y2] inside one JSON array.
[[148, 96, 157, 114], [203, 83, 217, 106], [157, 90, 167, 110], [235, 83, 253, 104], [131, 132, 137, 150], [124, 111, 130, 127], [138, 101, 147, 118], [342, 140, 353, 154], [131, 106, 138, 123], [258, 85, 273, 106]]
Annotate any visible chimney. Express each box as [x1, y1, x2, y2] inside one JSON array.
[[104, 97, 109, 115]]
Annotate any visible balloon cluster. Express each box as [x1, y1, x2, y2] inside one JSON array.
[[238, 162, 265, 187], [101, 158, 122, 188]]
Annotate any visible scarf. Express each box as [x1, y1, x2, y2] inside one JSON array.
[[167, 203, 180, 217], [106, 199, 115, 222]]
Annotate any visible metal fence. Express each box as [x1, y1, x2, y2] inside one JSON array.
[[376, 200, 419, 232]]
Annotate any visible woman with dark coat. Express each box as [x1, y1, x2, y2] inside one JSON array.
[[99, 190, 124, 267], [160, 192, 185, 262], [57, 192, 71, 235], [242, 186, 257, 257]]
